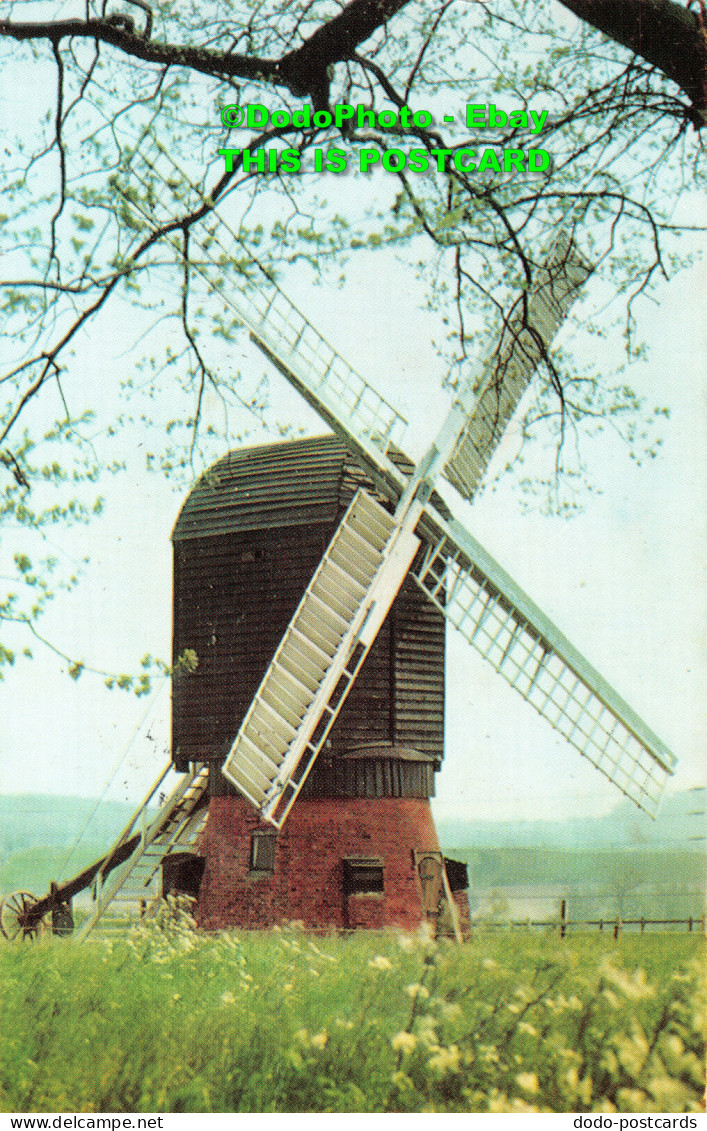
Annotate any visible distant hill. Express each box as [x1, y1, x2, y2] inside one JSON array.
[[0, 794, 139, 895], [0, 794, 137, 857], [435, 790, 707, 853], [1, 787, 704, 899]]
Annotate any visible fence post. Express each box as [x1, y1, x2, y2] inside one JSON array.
[[599, 919, 603, 932], [613, 917, 621, 940], [688, 917, 693, 933], [640, 916, 645, 933], [560, 899, 567, 939]]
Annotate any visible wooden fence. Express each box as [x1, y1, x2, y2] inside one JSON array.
[[472, 900, 706, 938]]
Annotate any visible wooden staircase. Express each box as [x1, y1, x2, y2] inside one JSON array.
[[75, 764, 209, 940]]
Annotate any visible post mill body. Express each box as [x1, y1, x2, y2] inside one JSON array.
[[171, 436, 469, 933]]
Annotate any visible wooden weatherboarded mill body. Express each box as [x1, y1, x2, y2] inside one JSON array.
[[171, 436, 469, 933]]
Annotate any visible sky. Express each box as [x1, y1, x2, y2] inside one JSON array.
[[0, 7, 705, 835]]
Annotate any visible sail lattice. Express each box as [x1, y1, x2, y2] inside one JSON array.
[[412, 515, 675, 816]]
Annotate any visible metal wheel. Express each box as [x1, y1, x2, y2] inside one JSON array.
[[0, 891, 41, 940]]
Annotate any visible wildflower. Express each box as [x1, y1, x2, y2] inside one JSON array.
[[482, 957, 498, 970], [391, 1070, 414, 1094], [391, 1031, 417, 1053], [311, 1029, 328, 1050], [221, 991, 236, 1005], [516, 1072, 539, 1095], [172, 993, 181, 1003], [647, 1075, 692, 1110], [440, 1000, 463, 1022], [417, 1015, 439, 1047], [405, 983, 429, 999], [417, 921, 436, 945], [600, 961, 655, 1001], [397, 933, 415, 952], [429, 1044, 461, 1073], [336, 1018, 354, 1030], [517, 1022, 538, 1037], [283, 983, 294, 993], [368, 955, 393, 971], [308, 940, 335, 961]]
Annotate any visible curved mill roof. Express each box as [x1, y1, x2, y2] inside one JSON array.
[[172, 436, 371, 541], [172, 434, 451, 542]]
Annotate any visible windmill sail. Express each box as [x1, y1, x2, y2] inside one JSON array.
[[412, 509, 676, 815], [222, 488, 420, 827], [443, 237, 590, 501], [116, 146, 676, 819]]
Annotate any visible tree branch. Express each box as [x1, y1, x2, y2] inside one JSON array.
[[0, 0, 416, 106], [0, 17, 281, 86], [557, 0, 707, 120]]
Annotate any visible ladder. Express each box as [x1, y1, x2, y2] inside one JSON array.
[[75, 763, 209, 940], [222, 489, 420, 827]]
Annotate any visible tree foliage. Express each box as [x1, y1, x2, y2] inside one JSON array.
[[0, 0, 704, 680]]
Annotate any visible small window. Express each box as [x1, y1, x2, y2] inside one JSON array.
[[343, 857, 384, 896], [250, 830, 277, 872]]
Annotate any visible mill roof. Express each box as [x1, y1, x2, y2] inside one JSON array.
[[172, 434, 452, 542], [172, 435, 364, 542]]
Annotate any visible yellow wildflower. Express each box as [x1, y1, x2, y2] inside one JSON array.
[[368, 955, 393, 971], [516, 1072, 539, 1095], [405, 983, 430, 999]]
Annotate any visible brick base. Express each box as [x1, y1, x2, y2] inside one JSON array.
[[195, 795, 452, 933]]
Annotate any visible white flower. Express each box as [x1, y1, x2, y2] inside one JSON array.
[[311, 1029, 328, 1049], [221, 991, 236, 1005]]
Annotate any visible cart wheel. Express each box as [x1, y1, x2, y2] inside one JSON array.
[[0, 891, 41, 940]]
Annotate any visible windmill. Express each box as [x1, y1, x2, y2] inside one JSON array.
[[181, 229, 675, 938], [0, 150, 677, 942]]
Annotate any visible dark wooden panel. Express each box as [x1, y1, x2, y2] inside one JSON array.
[[172, 523, 333, 768], [392, 577, 446, 760]]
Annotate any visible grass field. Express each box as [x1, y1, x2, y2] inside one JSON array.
[[0, 911, 704, 1114]]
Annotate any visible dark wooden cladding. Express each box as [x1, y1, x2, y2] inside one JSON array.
[[172, 436, 446, 793], [172, 523, 332, 767], [301, 750, 435, 799], [392, 581, 445, 763]]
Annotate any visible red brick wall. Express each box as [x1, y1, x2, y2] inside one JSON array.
[[196, 795, 445, 932]]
